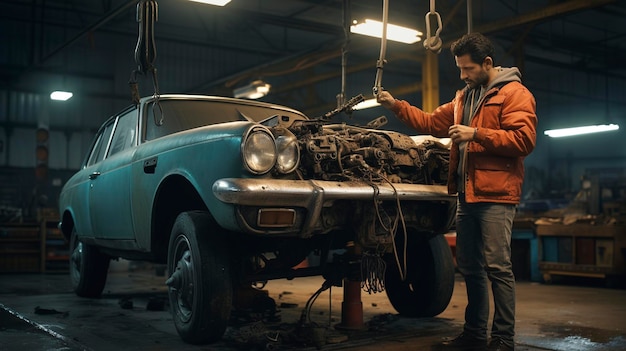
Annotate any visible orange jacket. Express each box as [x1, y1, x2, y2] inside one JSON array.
[[390, 80, 537, 204]]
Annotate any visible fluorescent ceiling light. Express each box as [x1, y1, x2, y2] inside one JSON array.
[[187, 0, 231, 6], [350, 19, 422, 44], [544, 124, 619, 138], [233, 80, 271, 99], [352, 98, 381, 110], [50, 91, 73, 101]]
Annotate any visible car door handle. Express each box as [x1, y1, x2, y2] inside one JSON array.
[[144, 157, 157, 174], [89, 172, 101, 180]]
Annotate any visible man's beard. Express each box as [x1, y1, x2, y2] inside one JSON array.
[[465, 70, 489, 89]]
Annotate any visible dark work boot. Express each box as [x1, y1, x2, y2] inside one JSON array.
[[487, 338, 514, 351], [441, 332, 488, 350]]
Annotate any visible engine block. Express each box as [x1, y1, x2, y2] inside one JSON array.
[[288, 120, 449, 185]]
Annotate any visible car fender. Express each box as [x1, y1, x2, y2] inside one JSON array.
[[129, 121, 258, 250]]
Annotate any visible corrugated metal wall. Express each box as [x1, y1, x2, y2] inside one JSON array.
[[1, 90, 99, 170]]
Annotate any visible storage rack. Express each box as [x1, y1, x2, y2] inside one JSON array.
[[0, 212, 69, 273], [536, 223, 625, 284]]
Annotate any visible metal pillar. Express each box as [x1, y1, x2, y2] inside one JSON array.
[[422, 50, 440, 113]]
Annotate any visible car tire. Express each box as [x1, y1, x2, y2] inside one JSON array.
[[69, 228, 110, 298], [167, 211, 232, 344], [384, 233, 455, 317]]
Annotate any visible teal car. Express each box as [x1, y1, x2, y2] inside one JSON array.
[[58, 94, 456, 344]]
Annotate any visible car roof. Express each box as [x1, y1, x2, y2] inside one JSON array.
[[139, 94, 306, 117]]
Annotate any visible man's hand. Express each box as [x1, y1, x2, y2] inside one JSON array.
[[448, 124, 477, 144], [376, 90, 396, 109]]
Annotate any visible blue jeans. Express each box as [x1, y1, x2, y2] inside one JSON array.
[[455, 193, 517, 347]]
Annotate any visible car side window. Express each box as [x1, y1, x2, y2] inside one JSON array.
[[86, 121, 115, 167], [108, 109, 138, 157]]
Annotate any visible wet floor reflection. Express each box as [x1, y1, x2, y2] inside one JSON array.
[[521, 323, 626, 351]]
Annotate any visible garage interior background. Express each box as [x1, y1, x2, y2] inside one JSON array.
[[0, 0, 625, 225]]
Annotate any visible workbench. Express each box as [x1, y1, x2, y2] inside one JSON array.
[[536, 223, 625, 286]]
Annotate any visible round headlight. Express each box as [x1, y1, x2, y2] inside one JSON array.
[[243, 129, 276, 174], [275, 133, 300, 174]]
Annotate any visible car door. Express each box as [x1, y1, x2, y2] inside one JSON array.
[[88, 107, 139, 241], [66, 122, 115, 238]]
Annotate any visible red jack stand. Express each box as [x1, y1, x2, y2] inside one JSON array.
[[336, 241, 366, 330], [336, 278, 366, 330]]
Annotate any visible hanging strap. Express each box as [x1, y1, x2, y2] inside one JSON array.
[[128, 0, 163, 125], [134, 0, 157, 75], [372, 0, 389, 96]]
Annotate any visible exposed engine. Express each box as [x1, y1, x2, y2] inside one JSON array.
[[288, 119, 450, 185], [254, 101, 455, 292]]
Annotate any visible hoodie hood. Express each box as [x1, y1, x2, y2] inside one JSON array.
[[487, 66, 522, 91], [467, 66, 522, 118]]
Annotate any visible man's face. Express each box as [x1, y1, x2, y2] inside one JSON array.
[[455, 54, 489, 89]]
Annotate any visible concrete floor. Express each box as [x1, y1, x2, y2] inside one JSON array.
[[0, 262, 625, 351]]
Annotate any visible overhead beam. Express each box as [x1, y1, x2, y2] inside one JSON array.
[[271, 51, 423, 96], [39, 0, 137, 64], [450, 0, 616, 39], [205, 0, 618, 97], [233, 8, 342, 36], [525, 54, 626, 82]]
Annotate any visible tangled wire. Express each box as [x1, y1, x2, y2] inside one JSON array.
[[360, 251, 386, 294]]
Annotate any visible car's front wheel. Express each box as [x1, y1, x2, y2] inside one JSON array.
[[166, 211, 232, 344], [384, 233, 455, 317], [69, 228, 110, 298]]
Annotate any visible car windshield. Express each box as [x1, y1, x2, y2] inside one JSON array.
[[143, 98, 305, 141]]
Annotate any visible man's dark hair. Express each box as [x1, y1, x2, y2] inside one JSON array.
[[450, 32, 495, 64]]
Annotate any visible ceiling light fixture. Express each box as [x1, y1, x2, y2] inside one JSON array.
[[352, 98, 381, 110], [187, 0, 231, 6], [50, 91, 73, 101], [350, 19, 422, 44], [233, 80, 271, 99], [544, 124, 619, 138]]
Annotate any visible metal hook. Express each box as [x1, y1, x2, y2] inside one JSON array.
[[423, 11, 443, 54], [423, 0, 443, 54]]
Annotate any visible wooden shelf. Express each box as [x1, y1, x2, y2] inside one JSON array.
[[0, 222, 41, 272], [0, 215, 69, 273], [0, 249, 41, 254], [0, 237, 40, 242], [40, 218, 69, 272], [536, 223, 626, 283], [46, 256, 69, 261], [535, 223, 624, 237]]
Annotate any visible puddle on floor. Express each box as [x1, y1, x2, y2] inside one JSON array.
[[525, 322, 626, 351]]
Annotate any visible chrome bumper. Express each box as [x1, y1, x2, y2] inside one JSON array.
[[213, 178, 456, 237], [214, 178, 455, 206]]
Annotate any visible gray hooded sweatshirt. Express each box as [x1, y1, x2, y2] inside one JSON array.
[[457, 67, 523, 193]]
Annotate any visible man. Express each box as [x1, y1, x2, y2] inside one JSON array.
[[377, 32, 537, 351]]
